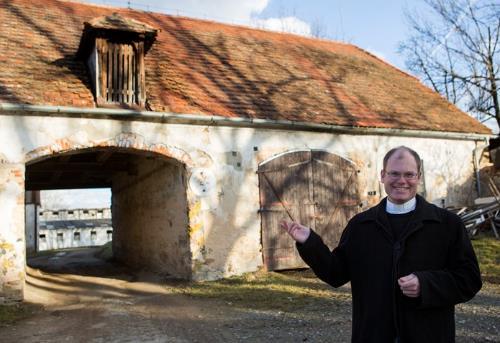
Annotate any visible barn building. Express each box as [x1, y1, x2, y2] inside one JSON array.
[[0, 0, 491, 303]]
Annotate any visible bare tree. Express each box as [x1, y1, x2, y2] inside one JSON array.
[[399, 0, 500, 130], [311, 18, 328, 39]]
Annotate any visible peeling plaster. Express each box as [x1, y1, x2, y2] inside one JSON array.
[[189, 149, 213, 168], [0, 153, 10, 164], [0, 242, 14, 251], [188, 201, 205, 248], [0, 176, 24, 294], [188, 201, 202, 226], [0, 180, 22, 240], [189, 168, 216, 197], [25, 132, 194, 168], [67, 130, 90, 146], [114, 132, 145, 148]]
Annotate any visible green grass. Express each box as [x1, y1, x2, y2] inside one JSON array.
[[95, 241, 113, 260], [170, 269, 351, 312], [173, 237, 500, 311], [471, 235, 500, 283]]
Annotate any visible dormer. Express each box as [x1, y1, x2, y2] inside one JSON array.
[[77, 13, 158, 108]]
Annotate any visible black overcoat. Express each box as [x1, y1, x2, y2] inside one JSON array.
[[297, 195, 482, 342]]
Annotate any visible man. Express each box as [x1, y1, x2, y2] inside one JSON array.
[[281, 146, 482, 342]]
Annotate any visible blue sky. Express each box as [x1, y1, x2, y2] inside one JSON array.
[[256, 0, 418, 69], [79, 0, 422, 71]]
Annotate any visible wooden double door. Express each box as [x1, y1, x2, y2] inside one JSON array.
[[258, 150, 360, 270]]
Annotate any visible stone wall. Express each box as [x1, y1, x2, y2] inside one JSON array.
[[0, 162, 25, 303], [112, 156, 191, 279]]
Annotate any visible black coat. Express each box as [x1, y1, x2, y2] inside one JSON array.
[[297, 195, 482, 343]]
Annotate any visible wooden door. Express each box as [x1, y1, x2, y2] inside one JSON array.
[[258, 150, 360, 271]]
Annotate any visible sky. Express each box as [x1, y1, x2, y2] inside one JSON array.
[[41, 188, 111, 209]]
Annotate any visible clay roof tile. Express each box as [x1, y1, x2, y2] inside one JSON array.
[[0, 0, 491, 135]]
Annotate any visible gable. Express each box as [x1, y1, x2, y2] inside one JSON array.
[[0, 0, 491, 135]]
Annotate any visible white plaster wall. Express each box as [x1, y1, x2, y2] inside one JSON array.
[[37, 226, 112, 251], [39, 208, 111, 221], [0, 114, 485, 296]]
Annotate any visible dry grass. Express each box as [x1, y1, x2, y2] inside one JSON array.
[[471, 235, 500, 283], [170, 236, 500, 312], [170, 269, 351, 312]]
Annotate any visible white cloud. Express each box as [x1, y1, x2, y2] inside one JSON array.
[[253, 16, 312, 36], [41, 189, 111, 210], [94, 0, 270, 24], [86, 1, 314, 36], [166, 0, 269, 23], [239, 0, 270, 17], [153, 1, 312, 36]]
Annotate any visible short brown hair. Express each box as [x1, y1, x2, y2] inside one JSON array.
[[383, 146, 422, 173]]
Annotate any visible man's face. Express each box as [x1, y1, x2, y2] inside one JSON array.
[[380, 150, 421, 204]]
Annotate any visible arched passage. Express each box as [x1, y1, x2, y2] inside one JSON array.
[[258, 150, 361, 271], [25, 138, 192, 280]]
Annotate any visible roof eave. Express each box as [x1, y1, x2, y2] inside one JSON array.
[[0, 103, 492, 142]]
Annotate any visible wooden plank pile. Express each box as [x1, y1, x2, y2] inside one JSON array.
[[452, 201, 500, 238], [450, 177, 500, 238]]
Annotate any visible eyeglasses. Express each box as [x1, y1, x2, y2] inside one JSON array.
[[384, 171, 419, 180]]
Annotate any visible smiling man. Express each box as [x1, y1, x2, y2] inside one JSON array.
[[281, 146, 482, 343]]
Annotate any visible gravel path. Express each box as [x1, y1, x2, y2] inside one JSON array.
[[0, 248, 498, 342]]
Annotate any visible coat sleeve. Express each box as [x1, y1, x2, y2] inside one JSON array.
[[296, 224, 351, 288], [414, 215, 482, 309]]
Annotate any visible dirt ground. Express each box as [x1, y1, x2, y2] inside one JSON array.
[[0, 247, 498, 343]]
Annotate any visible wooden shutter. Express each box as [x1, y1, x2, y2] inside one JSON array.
[[96, 39, 145, 106], [258, 150, 360, 271]]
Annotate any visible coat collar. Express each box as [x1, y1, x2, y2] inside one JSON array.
[[360, 194, 442, 224]]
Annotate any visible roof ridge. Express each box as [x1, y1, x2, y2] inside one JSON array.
[[58, 0, 358, 47]]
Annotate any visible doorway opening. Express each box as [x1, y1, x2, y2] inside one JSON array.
[[25, 147, 191, 279]]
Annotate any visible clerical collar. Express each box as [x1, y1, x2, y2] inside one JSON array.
[[386, 197, 416, 214]]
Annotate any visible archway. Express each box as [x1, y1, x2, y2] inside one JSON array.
[[24, 138, 192, 280]]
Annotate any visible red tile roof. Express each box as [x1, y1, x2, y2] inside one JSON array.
[[0, 0, 491, 134]]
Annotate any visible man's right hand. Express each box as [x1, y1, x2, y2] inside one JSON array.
[[280, 220, 311, 244]]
